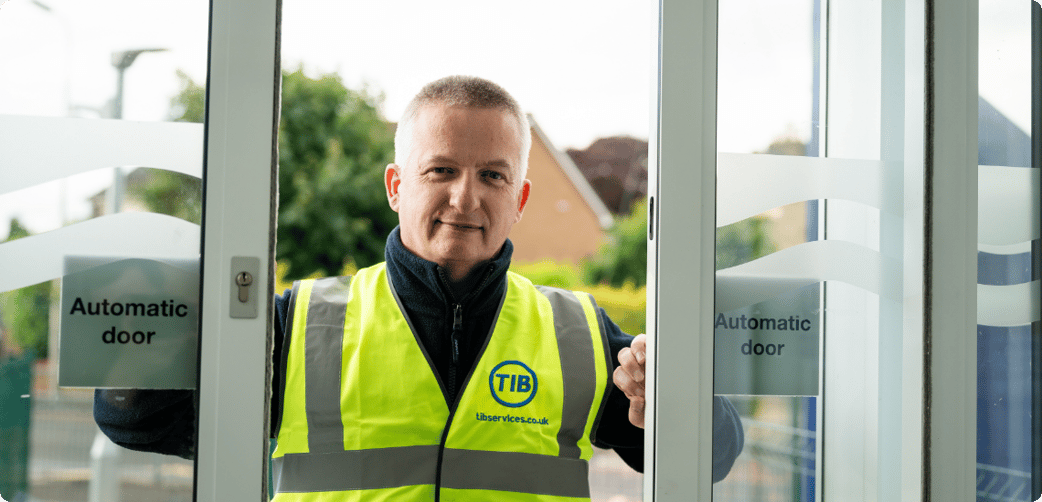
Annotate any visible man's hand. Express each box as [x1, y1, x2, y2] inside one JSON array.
[[613, 333, 646, 429]]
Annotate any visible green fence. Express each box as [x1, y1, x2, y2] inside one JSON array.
[[0, 352, 34, 501]]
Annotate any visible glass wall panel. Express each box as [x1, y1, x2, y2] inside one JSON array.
[[714, 1, 820, 500], [0, 1, 207, 500], [975, 1, 1038, 501]]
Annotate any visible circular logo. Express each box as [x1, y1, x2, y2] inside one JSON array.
[[488, 360, 538, 408]]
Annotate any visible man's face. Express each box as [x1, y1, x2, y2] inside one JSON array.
[[385, 103, 531, 279]]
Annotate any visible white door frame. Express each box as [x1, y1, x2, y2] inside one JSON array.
[[195, 0, 281, 499], [646, 0, 718, 500]]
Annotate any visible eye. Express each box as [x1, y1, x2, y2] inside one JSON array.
[[431, 167, 453, 175], [483, 170, 505, 181]]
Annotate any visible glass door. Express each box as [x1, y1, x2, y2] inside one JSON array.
[[0, 1, 280, 500], [0, 1, 209, 500], [649, 0, 1000, 500]]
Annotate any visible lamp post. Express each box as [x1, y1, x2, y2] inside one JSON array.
[[107, 48, 167, 215], [111, 48, 167, 120]]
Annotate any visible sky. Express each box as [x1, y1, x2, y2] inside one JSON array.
[[0, 0, 1033, 240]]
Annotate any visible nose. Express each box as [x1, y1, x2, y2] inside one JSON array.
[[448, 172, 480, 213]]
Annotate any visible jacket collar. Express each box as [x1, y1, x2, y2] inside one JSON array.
[[384, 226, 513, 310]]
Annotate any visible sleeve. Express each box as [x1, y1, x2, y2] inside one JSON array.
[[93, 289, 293, 459], [590, 307, 645, 471], [591, 308, 745, 481], [93, 389, 196, 459]]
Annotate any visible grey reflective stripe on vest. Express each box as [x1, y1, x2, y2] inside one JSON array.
[[304, 276, 351, 453], [273, 445, 439, 493], [536, 286, 597, 460], [441, 448, 591, 498]]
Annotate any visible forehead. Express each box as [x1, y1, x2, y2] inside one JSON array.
[[408, 104, 523, 165]]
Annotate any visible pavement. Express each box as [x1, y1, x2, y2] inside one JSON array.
[[19, 391, 640, 502], [21, 392, 191, 502]]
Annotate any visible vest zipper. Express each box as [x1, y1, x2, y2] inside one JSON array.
[[436, 303, 463, 501], [434, 264, 495, 501], [451, 303, 463, 366]]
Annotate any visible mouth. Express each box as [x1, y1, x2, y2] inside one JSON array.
[[438, 220, 483, 231]]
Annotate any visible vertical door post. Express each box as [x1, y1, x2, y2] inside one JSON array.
[[648, 0, 717, 499], [196, 0, 281, 499], [924, 0, 978, 499]]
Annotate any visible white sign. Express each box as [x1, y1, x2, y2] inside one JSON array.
[[59, 256, 199, 388], [714, 283, 820, 396]]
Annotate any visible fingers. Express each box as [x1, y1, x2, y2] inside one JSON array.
[[615, 333, 649, 429], [628, 396, 645, 429], [616, 333, 647, 390], [630, 333, 646, 364], [617, 346, 644, 385], [613, 365, 643, 398]]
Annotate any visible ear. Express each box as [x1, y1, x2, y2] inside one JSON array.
[[385, 164, 402, 212], [514, 179, 532, 223]]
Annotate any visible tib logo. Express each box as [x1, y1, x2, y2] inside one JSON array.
[[489, 360, 538, 407]]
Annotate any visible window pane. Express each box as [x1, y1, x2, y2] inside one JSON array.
[[0, 1, 207, 500], [715, 1, 819, 500], [975, 1, 1038, 501]]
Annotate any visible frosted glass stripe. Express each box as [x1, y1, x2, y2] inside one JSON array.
[[0, 213, 200, 293], [0, 115, 203, 195], [716, 240, 896, 312], [977, 281, 1040, 327], [978, 165, 1040, 246], [718, 153, 888, 226], [979, 241, 1034, 255]]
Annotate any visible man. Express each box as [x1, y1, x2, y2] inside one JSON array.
[[95, 76, 743, 499]]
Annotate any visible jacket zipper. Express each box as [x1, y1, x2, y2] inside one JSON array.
[[451, 304, 463, 368], [436, 303, 463, 502], [434, 264, 496, 501]]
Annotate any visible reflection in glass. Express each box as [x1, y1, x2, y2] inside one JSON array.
[[975, 2, 1038, 501]]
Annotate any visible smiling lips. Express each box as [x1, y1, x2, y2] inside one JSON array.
[[439, 220, 482, 231]]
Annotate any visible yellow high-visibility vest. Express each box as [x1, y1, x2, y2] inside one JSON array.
[[272, 262, 612, 501]]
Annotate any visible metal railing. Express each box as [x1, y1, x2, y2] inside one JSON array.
[[976, 463, 1033, 502]]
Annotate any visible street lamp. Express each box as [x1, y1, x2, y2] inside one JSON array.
[[111, 48, 167, 119], [107, 48, 167, 216]]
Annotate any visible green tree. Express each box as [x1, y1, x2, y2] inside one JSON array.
[[127, 70, 206, 225], [716, 217, 775, 270], [167, 68, 398, 279], [1, 219, 50, 357], [135, 168, 202, 225], [583, 200, 648, 288], [169, 69, 205, 123]]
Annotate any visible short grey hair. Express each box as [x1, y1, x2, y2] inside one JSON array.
[[394, 76, 531, 180]]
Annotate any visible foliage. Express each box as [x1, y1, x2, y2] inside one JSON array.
[[584, 282, 646, 336], [509, 260, 582, 289], [135, 168, 202, 224], [131, 70, 207, 224], [582, 199, 648, 288], [169, 70, 205, 123], [273, 260, 359, 296], [1, 220, 50, 358], [716, 216, 775, 269], [277, 68, 397, 279], [167, 68, 399, 280], [511, 261, 646, 336]]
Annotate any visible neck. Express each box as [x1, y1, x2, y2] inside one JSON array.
[[443, 262, 479, 283], [440, 262, 489, 302]]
